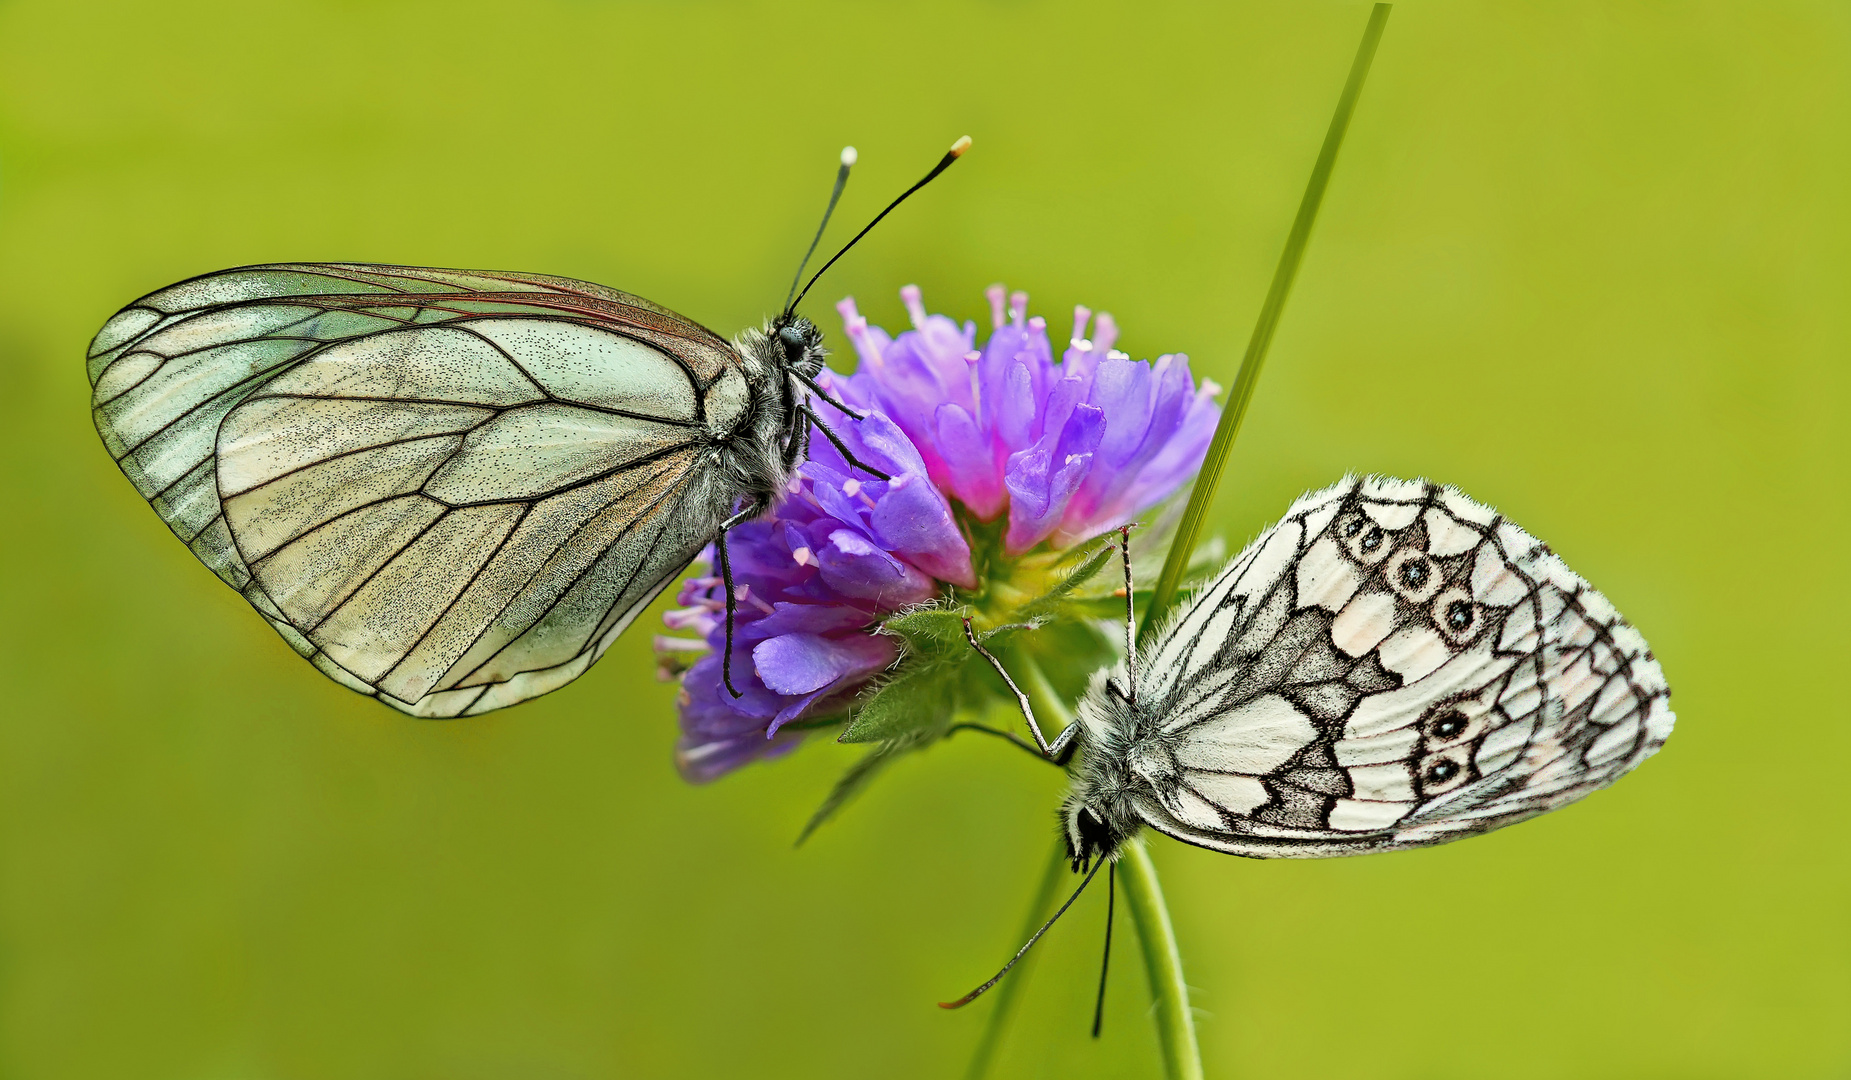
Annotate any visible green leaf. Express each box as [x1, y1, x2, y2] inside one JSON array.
[[880, 605, 972, 651], [1014, 540, 1117, 622], [795, 735, 924, 846], [837, 662, 954, 744]]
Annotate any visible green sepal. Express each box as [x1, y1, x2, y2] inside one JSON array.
[[837, 660, 955, 744], [1014, 540, 1117, 623], [879, 605, 973, 651]]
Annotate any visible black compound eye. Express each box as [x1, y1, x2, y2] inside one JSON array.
[[1424, 759, 1461, 785], [1431, 711, 1469, 740], [777, 324, 808, 354], [1446, 599, 1474, 630]]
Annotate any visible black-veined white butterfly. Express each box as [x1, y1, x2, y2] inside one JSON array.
[[87, 140, 969, 718], [945, 475, 1673, 1008]]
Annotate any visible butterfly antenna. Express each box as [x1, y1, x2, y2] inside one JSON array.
[[939, 855, 1104, 1010], [781, 146, 857, 317], [1091, 860, 1116, 1038], [790, 135, 971, 312], [1119, 524, 1137, 703]]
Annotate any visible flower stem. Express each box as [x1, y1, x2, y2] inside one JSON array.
[[962, 837, 1070, 1080], [1141, 2, 1393, 642], [995, 650, 1207, 1078], [1120, 837, 1203, 1080]]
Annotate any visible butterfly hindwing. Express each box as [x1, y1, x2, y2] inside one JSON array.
[[90, 263, 750, 717], [1108, 476, 1671, 857]]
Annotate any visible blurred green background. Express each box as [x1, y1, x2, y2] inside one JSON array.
[[2, 2, 1846, 1077]]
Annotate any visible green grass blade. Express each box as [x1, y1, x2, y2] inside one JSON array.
[[1139, 2, 1393, 643]]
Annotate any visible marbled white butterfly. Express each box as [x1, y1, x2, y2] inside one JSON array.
[[945, 475, 1673, 1008], [1061, 475, 1673, 864]]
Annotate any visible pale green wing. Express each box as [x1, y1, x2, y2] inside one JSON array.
[[89, 263, 744, 717]]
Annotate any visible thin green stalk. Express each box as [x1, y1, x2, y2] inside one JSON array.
[[1141, 2, 1393, 643], [1119, 838, 1202, 1080], [998, 653, 1210, 1079], [962, 838, 1069, 1080]]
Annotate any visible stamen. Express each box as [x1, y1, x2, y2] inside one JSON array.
[[662, 608, 713, 630], [835, 298, 883, 369], [735, 584, 776, 616], [986, 284, 1007, 330], [1009, 290, 1028, 329], [792, 546, 813, 567], [1094, 311, 1119, 354], [1070, 305, 1092, 349], [652, 635, 709, 652], [842, 478, 861, 498], [901, 284, 928, 331]]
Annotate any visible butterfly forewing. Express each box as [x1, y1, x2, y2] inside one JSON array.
[[90, 263, 751, 717], [1114, 476, 1671, 857]]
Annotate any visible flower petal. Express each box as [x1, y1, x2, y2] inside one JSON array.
[[1005, 402, 1105, 553], [754, 631, 895, 697]]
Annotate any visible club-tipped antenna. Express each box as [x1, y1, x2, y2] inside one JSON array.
[[789, 135, 971, 313], [1119, 524, 1137, 702], [939, 854, 1104, 1010], [1090, 861, 1116, 1038], [782, 146, 857, 315]]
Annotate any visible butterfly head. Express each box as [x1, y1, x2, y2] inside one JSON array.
[[770, 314, 828, 380], [1063, 802, 1127, 871]]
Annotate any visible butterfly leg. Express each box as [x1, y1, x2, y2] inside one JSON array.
[[947, 722, 1063, 765], [798, 400, 892, 480], [962, 617, 1080, 760], [715, 497, 771, 699], [790, 369, 866, 420]]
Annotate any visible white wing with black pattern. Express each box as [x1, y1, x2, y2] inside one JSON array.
[[1073, 476, 1673, 858]]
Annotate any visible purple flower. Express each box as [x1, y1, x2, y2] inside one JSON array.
[[833, 285, 1220, 553], [664, 408, 973, 781], [660, 285, 1219, 780]]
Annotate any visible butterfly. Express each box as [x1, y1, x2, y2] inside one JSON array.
[[86, 140, 968, 718], [945, 475, 1673, 1007]]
